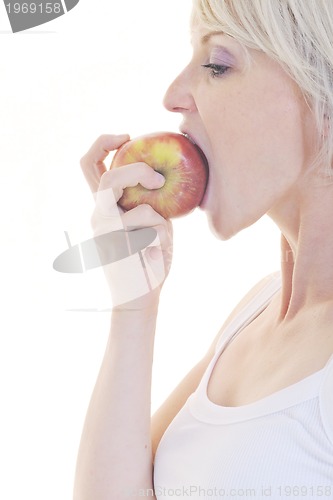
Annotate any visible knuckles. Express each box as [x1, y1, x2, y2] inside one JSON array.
[[135, 203, 156, 220], [96, 163, 156, 192], [123, 203, 164, 226]]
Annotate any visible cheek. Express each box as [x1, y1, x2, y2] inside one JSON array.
[[202, 90, 310, 239], [210, 87, 307, 184]]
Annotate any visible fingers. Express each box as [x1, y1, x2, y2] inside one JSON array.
[[122, 204, 173, 278], [93, 202, 172, 268], [91, 165, 165, 235], [80, 135, 172, 309], [121, 203, 167, 229], [122, 205, 172, 264], [97, 163, 165, 202], [93, 204, 173, 309], [80, 134, 130, 193], [92, 200, 169, 241]]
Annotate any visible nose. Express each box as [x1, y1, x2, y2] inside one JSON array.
[[163, 66, 197, 114]]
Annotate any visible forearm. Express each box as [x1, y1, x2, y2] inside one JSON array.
[[73, 306, 159, 500], [76, 133, 172, 499]]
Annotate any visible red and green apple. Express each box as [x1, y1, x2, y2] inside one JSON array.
[[110, 131, 208, 219]]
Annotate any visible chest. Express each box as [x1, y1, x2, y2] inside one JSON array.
[[207, 304, 333, 407], [154, 399, 333, 497]]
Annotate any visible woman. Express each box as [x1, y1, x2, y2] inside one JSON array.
[[74, 1, 333, 498]]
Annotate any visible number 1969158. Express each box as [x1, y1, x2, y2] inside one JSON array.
[[5, 3, 62, 14]]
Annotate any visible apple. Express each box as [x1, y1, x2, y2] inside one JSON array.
[[110, 132, 208, 219]]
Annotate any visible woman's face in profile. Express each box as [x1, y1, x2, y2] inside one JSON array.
[[163, 19, 317, 240]]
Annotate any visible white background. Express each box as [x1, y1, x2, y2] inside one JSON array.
[[0, 1, 280, 498]]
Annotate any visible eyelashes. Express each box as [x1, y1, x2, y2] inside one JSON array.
[[201, 63, 230, 78], [200, 44, 235, 79]]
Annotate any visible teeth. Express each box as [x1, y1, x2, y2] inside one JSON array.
[[183, 133, 196, 145]]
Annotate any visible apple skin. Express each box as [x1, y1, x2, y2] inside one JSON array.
[[110, 132, 209, 219]]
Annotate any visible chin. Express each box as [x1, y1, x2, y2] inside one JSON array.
[[206, 205, 261, 241], [205, 210, 239, 241]]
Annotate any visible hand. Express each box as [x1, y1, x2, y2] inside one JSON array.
[[80, 134, 173, 311]]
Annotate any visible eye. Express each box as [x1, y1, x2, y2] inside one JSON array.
[[201, 63, 230, 78]]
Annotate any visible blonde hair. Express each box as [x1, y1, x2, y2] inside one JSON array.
[[192, 0, 333, 176]]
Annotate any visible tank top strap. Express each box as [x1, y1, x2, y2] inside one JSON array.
[[319, 352, 333, 446], [215, 272, 282, 355]]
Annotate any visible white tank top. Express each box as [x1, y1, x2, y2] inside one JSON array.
[[154, 273, 333, 499]]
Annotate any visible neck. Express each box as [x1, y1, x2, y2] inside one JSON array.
[[269, 177, 333, 320]]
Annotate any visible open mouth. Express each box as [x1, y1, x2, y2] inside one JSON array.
[[181, 133, 210, 208], [182, 132, 197, 145], [182, 132, 209, 170]]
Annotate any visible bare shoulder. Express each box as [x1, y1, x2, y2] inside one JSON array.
[[151, 272, 279, 459]]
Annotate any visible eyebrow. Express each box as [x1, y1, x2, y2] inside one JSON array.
[[201, 31, 225, 44]]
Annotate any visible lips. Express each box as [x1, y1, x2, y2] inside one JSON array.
[[199, 178, 210, 208], [180, 129, 207, 157], [181, 130, 208, 162], [181, 129, 198, 147]]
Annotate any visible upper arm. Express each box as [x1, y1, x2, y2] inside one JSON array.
[[151, 272, 278, 459]]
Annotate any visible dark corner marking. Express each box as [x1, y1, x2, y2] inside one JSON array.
[[3, 0, 80, 33]]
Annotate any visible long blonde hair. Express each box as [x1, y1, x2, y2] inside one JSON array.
[[192, 0, 333, 175]]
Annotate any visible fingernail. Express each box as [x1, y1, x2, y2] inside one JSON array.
[[146, 246, 162, 260], [155, 172, 165, 186]]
